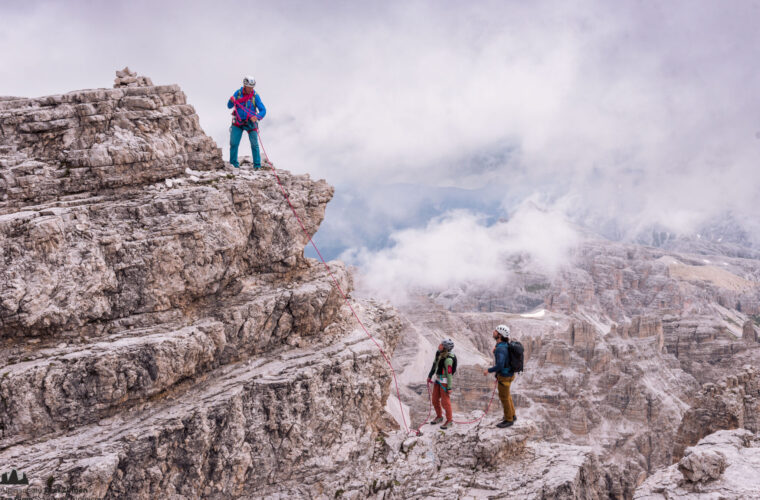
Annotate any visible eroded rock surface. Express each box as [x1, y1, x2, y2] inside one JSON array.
[[0, 72, 622, 500], [635, 429, 760, 499], [4, 72, 760, 499], [673, 365, 760, 460], [388, 237, 760, 498], [0, 72, 406, 498]]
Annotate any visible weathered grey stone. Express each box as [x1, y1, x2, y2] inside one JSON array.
[[0, 72, 222, 213], [4, 72, 760, 500], [677, 448, 727, 483], [635, 429, 760, 499], [673, 365, 760, 460]]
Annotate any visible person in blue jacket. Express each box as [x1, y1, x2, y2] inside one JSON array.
[[483, 324, 516, 428], [227, 75, 266, 169]]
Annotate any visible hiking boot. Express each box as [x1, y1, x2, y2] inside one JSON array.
[[440, 421, 453, 430], [496, 419, 514, 428], [253, 166, 261, 171], [430, 417, 444, 425]]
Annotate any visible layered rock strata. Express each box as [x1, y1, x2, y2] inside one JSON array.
[[0, 73, 404, 498], [0, 69, 220, 213], [260, 418, 609, 499], [635, 429, 760, 499], [390, 237, 760, 498], [5, 72, 760, 499], [673, 365, 760, 460]]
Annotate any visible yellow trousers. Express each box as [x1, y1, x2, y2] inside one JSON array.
[[497, 374, 516, 422]]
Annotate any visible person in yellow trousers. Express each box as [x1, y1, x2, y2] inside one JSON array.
[[483, 324, 517, 428]]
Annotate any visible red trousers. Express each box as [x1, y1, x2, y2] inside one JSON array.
[[432, 381, 452, 422]]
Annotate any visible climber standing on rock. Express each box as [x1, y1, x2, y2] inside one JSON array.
[[228, 75, 266, 170], [484, 324, 518, 428], [427, 339, 456, 430]]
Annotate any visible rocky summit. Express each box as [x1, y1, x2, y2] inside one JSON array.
[[0, 70, 406, 499], [390, 236, 760, 498], [2, 70, 760, 499]]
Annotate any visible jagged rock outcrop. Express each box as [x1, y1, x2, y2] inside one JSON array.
[[546, 242, 760, 321], [372, 418, 608, 499], [0, 70, 220, 213], [389, 303, 700, 499], [0, 71, 404, 498], [673, 365, 760, 460], [0, 71, 622, 500], [390, 237, 760, 498], [265, 418, 608, 499], [0, 306, 401, 498], [4, 71, 760, 499], [0, 170, 333, 338], [113, 67, 153, 88], [661, 316, 753, 383], [744, 320, 759, 343], [635, 429, 760, 499]]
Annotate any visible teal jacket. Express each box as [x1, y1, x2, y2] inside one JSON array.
[[227, 87, 266, 128], [488, 342, 513, 377]]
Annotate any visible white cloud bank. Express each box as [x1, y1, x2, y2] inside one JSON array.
[[3, 0, 760, 290], [343, 201, 579, 301]]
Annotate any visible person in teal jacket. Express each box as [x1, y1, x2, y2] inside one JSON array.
[[227, 75, 266, 169]]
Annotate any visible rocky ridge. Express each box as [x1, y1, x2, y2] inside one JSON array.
[[0, 71, 406, 498], [673, 365, 760, 460], [0, 71, 628, 499], [388, 235, 760, 498], [635, 429, 760, 499]]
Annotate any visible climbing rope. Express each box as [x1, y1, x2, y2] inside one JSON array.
[[257, 130, 498, 434]]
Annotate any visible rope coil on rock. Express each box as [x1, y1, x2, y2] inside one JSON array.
[[257, 130, 498, 434]]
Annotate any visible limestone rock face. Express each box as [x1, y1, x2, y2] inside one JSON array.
[[635, 429, 760, 499], [744, 320, 759, 343], [266, 418, 609, 499], [547, 241, 760, 321], [673, 365, 760, 460], [0, 171, 333, 338], [0, 72, 407, 498], [677, 448, 727, 483], [0, 70, 221, 213], [0, 73, 620, 500], [389, 300, 698, 499], [389, 236, 760, 499]]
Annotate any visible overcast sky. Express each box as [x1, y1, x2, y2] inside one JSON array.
[[3, 0, 759, 295]]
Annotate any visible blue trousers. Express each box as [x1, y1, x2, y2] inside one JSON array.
[[229, 125, 261, 168]]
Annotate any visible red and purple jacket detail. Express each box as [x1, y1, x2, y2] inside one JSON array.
[[227, 87, 266, 129]]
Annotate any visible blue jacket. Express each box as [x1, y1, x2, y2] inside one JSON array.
[[488, 342, 513, 377], [227, 87, 266, 128]]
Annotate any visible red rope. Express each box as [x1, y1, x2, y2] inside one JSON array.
[[452, 379, 498, 425], [257, 132, 497, 433]]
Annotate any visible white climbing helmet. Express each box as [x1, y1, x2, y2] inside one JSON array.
[[495, 324, 511, 338], [441, 338, 454, 351], [243, 75, 256, 87]]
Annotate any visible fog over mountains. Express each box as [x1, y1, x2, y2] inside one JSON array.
[[5, 2, 760, 287], [3, 1, 760, 496]]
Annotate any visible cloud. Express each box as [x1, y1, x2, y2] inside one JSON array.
[[342, 201, 579, 302], [2, 0, 759, 252]]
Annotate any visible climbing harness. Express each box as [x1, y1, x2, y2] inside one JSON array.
[[230, 91, 259, 129], [257, 130, 499, 435]]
